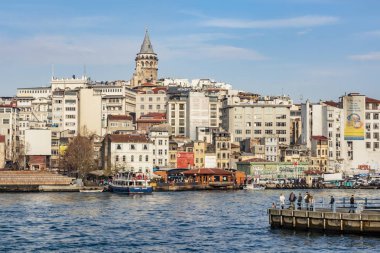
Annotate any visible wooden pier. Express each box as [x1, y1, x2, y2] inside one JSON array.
[[268, 208, 380, 234]]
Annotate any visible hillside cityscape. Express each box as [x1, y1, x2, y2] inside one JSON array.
[[0, 30, 378, 186]]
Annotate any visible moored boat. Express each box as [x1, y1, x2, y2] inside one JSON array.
[[109, 172, 153, 194], [244, 183, 265, 190]]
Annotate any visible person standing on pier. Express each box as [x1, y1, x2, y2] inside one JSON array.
[[289, 192, 296, 209], [349, 195, 355, 213], [280, 193, 285, 209], [304, 192, 310, 210], [297, 193, 302, 210], [329, 196, 335, 210]]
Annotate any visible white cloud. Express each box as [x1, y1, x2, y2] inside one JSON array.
[[297, 29, 312, 35], [360, 30, 380, 38], [157, 33, 267, 61], [349, 52, 380, 61], [202, 15, 339, 29], [0, 35, 140, 65]]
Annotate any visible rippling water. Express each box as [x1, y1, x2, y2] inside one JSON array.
[[0, 189, 379, 252]]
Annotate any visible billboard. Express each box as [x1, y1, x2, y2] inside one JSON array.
[[176, 152, 194, 169], [25, 129, 52, 155], [344, 95, 365, 140]]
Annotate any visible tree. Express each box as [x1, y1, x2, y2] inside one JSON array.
[[62, 134, 96, 179]]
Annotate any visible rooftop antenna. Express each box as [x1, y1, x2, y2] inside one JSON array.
[[83, 64, 87, 79], [51, 64, 55, 80]]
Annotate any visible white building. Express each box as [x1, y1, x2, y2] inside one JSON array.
[[102, 134, 153, 175], [149, 124, 170, 167]]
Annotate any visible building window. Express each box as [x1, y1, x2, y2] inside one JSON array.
[[117, 144, 121, 150], [130, 144, 135, 150], [366, 142, 371, 149], [115, 155, 119, 162], [246, 130, 251, 134], [143, 144, 148, 150], [235, 129, 242, 134], [145, 155, 149, 162], [131, 155, 134, 162], [139, 155, 142, 162], [122, 155, 126, 162]]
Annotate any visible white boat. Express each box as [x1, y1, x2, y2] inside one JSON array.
[[79, 188, 104, 192], [244, 183, 265, 190], [109, 171, 153, 194]]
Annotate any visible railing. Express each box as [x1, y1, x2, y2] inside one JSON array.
[[275, 197, 380, 213]]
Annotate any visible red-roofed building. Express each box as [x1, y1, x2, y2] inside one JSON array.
[[182, 168, 235, 187], [102, 134, 153, 174], [136, 112, 167, 132], [107, 114, 134, 134]]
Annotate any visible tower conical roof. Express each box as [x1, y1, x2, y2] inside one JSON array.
[[139, 29, 155, 54]]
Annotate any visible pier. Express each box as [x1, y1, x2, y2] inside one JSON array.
[[268, 197, 380, 234]]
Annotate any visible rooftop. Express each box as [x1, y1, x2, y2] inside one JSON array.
[[108, 134, 150, 143]]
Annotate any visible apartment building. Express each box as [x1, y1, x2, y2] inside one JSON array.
[[102, 134, 153, 174], [135, 87, 167, 119], [221, 95, 292, 145], [0, 104, 19, 162], [213, 131, 231, 169], [149, 124, 170, 167]]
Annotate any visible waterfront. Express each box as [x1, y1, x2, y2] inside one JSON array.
[[0, 190, 379, 252]]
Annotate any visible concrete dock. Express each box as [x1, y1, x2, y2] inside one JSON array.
[[268, 208, 380, 234]]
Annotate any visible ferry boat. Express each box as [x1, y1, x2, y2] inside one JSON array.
[[109, 172, 153, 194]]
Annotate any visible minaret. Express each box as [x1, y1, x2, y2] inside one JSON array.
[[131, 29, 158, 87]]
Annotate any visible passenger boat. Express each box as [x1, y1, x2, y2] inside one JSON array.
[[109, 171, 153, 194]]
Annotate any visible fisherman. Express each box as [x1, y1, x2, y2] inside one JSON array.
[[289, 192, 296, 209], [329, 196, 335, 210], [349, 195, 355, 213], [304, 192, 310, 210], [297, 193, 303, 210], [280, 193, 286, 209]]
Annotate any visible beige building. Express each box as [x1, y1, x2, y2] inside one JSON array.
[[194, 141, 206, 168], [107, 115, 134, 134], [167, 92, 188, 137], [0, 104, 19, 162], [310, 135, 328, 172], [131, 30, 158, 87], [78, 88, 102, 136], [221, 95, 292, 145], [135, 87, 167, 119], [213, 131, 231, 169]]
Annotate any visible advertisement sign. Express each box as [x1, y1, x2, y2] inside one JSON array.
[[344, 95, 365, 140], [177, 152, 194, 169]]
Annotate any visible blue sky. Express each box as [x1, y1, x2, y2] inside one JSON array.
[[0, 0, 380, 101]]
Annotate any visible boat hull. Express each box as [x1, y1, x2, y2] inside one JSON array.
[[109, 184, 153, 194]]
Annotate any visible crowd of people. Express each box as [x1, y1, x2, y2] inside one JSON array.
[[273, 192, 356, 213]]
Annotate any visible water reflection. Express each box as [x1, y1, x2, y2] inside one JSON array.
[[0, 190, 378, 252]]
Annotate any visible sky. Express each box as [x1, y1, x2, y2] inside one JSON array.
[[0, 0, 380, 102]]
